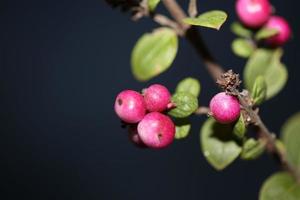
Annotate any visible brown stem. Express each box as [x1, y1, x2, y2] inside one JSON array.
[[152, 14, 184, 35], [188, 0, 198, 17], [162, 0, 189, 30], [185, 28, 224, 80], [235, 90, 298, 179], [162, 0, 224, 80], [162, 0, 299, 179], [194, 106, 210, 115]]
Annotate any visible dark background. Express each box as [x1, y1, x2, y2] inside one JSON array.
[[0, 0, 299, 199]]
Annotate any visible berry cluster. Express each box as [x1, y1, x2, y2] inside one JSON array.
[[114, 84, 175, 149], [209, 92, 241, 124], [236, 0, 291, 46]]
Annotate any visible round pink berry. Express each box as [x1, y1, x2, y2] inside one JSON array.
[[114, 90, 146, 123], [209, 92, 241, 124], [137, 112, 175, 149], [236, 0, 272, 28], [128, 125, 147, 148], [265, 16, 292, 46], [143, 84, 171, 112]]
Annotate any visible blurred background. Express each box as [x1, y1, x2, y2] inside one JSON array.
[[0, 0, 299, 199]]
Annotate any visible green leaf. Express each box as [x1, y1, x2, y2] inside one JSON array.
[[255, 28, 279, 41], [131, 28, 178, 81], [148, 0, 160, 11], [240, 138, 266, 160], [259, 172, 300, 200], [183, 10, 227, 30], [244, 48, 288, 100], [200, 118, 242, 170], [231, 38, 255, 58], [175, 77, 201, 97], [252, 76, 267, 105], [230, 22, 253, 38], [168, 92, 198, 118], [281, 112, 300, 171], [174, 118, 191, 139], [233, 115, 246, 139]]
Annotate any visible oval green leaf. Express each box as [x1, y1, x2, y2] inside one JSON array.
[[281, 112, 300, 171], [233, 115, 246, 139], [230, 22, 253, 38], [259, 172, 300, 200], [131, 28, 178, 81], [244, 48, 288, 100], [174, 118, 191, 139], [175, 77, 201, 97], [183, 10, 227, 30], [241, 138, 266, 160], [255, 28, 279, 41], [200, 118, 242, 171], [252, 76, 267, 105], [168, 92, 198, 118], [231, 38, 255, 58]]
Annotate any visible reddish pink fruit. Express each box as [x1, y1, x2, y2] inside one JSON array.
[[143, 84, 171, 112], [128, 125, 147, 148], [265, 16, 292, 46], [137, 112, 175, 149], [209, 92, 241, 124], [114, 90, 146, 123], [236, 0, 272, 28]]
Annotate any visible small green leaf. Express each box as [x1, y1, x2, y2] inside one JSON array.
[[233, 115, 246, 139], [252, 76, 267, 105], [241, 138, 266, 160], [244, 48, 288, 100], [259, 172, 300, 200], [148, 0, 160, 11], [174, 118, 191, 139], [176, 77, 201, 97], [230, 22, 253, 38], [231, 38, 255, 58], [255, 28, 279, 41], [131, 28, 178, 81], [281, 112, 300, 172], [168, 92, 198, 118], [183, 10, 227, 30], [200, 118, 242, 170]]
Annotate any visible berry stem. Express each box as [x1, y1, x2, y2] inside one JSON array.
[[194, 106, 210, 115]]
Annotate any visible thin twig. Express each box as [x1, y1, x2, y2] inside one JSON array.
[[131, 0, 183, 35], [153, 14, 184, 35], [234, 89, 299, 179], [162, 0, 190, 30], [162, 0, 224, 80], [194, 106, 210, 115], [188, 0, 198, 17]]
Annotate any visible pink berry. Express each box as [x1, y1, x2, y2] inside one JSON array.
[[114, 90, 146, 123], [128, 125, 147, 148], [236, 0, 272, 28], [209, 92, 241, 124], [143, 84, 171, 112], [265, 16, 292, 46], [137, 112, 175, 149]]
